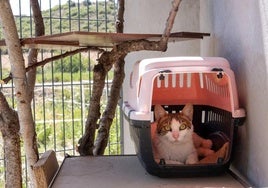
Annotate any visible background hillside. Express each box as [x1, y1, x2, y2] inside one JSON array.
[[0, 0, 117, 79], [10, 0, 117, 38]]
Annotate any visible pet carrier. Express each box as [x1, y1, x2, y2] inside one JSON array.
[[123, 56, 245, 177]]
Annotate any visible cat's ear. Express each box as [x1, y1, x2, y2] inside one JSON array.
[[181, 103, 193, 121], [154, 105, 166, 121]]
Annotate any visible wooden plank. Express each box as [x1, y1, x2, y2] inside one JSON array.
[[0, 31, 210, 50], [33, 150, 59, 188]]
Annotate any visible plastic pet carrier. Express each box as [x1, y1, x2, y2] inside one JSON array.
[[123, 56, 246, 177]]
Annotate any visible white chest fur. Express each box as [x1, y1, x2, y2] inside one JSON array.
[[154, 134, 197, 164]]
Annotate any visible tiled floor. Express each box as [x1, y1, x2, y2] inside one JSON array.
[[50, 155, 246, 188]]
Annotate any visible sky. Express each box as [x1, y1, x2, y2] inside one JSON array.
[[10, 0, 70, 15], [9, 0, 100, 16]]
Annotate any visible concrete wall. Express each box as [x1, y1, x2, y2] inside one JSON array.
[[200, 0, 268, 186], [123, 0, 268, 186]]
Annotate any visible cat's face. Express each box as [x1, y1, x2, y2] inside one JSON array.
[[154, 104, 194, 143]]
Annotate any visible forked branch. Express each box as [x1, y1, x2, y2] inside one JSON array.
[[78, 0, 183, 155]]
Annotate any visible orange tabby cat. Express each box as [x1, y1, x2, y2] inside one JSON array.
[[152, 104, 198, 165]]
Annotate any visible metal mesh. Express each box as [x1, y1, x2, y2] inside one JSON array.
[[0, 0, 121, 186]]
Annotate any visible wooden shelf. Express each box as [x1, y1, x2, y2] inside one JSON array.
[[0, 31, 210, 50]]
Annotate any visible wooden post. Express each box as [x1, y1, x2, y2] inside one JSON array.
[[33, 150, 59, 188]]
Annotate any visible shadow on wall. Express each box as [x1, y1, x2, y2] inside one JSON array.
[[208, 0, 268, 187]]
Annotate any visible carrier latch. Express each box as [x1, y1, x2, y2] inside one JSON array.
[[158, 70, 171, 80], [211, 68, 224, 79]]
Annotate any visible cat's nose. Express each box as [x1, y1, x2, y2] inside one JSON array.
[[172, 131, 179, 139]]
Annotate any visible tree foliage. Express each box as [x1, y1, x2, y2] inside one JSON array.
[[53, 54, 89, 73]]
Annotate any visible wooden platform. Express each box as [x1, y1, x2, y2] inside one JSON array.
[[50, 155, 246, 188], [0, 31, 209, 50]]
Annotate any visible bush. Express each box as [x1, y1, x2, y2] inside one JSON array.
[[53, 54, 89, 73]]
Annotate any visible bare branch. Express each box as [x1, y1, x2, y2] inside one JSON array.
[[30, 0, 45, 36], [0, 0, 34, 186], [27, 0, 45, 101], [26, 47, 98, 71], [1, 73, 12, 84], [93, 57, 125, 155], [160, 0, 182, 50], [78, 0, 183, 156], [1, 47, 100, 84], [78, 51, 111, 156], [116, 0, 125, 33], [0, 91, 21, 188]]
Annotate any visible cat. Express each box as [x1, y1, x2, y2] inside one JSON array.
[[151, 104, 198, 165]]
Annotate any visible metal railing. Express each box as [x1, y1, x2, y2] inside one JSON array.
[[0, 0, 121, 186]]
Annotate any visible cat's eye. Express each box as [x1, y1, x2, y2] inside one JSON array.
[[164, 126, 171, 131], [179, 123, 187, 130]]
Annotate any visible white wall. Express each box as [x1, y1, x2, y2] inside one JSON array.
[[123, 1, 268, 186], [200, 0, 268, 186], [123, 0, 202, 154]]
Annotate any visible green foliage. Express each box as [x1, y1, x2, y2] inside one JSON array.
[[0, 1, 116, 39], [31, 50, 121, 156], [33, 82, 121, 155], [0, 160, 4, 187], [53, 54, 89, 73], [31, 1, 116, 36], [104, 108, 121, 155]]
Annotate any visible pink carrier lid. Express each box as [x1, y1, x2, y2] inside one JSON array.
[[123, 57, 246, 121]]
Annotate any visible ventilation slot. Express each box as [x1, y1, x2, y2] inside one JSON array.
[[156, 73, 193, 88], [205, 75, 229, 98]]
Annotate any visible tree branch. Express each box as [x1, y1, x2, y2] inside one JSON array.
[[27, 0, 45, 101], [79, 39, 166, 155], [78, 51, 111, 155], [116, 0, 125, 33], [78, 0, 183, 156], [160, 0, 182, 50], [26, 47, 98, 71], [0, 91, 21, 188], [1, 47, 98, 84], [30, 0, 45, 37], [93, 57, 125, 155], [0, 0, 39, 186]]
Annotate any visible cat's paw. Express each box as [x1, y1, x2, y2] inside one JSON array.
[[186, 152, 198, 164], [154, 158, 183, 165], [165, 160, 183, 165], [186, 158, 198, 164]]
